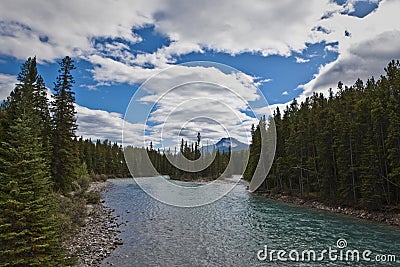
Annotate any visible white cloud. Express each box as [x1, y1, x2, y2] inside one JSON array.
[[139, 65, 260, 101], [153, 0, 343, 56], [295, 57, 310, 63], [299, 0, 400, 98], [0, 1, 344, 63], [254, 78, 272, 87], [282, 91, 289, 95], [132, 41, 203, 68], [0, 73, 16, 101], [86, 55, 161, 85], [75, 104, 144, 146], [0, 0, 157, 61]]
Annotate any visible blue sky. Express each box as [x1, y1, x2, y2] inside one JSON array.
[[0, 27, 339, 114], [0, 0, 399, 147]]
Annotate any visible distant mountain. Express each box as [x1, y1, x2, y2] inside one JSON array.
[[201, 137, 248, 153]]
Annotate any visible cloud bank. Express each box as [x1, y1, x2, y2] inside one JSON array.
[[1, 0, 399, 143]]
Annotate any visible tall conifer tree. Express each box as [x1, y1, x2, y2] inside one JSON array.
[[0, 58, 63, 266], [51, 56, 79, 193]]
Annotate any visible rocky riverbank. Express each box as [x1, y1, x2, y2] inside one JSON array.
[[63, 181, 123, 266], [257, 192, 400, 227]]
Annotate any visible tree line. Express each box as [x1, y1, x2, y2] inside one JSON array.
[[76, 137, 130, 180], [245, 60, 400, 211], [125, 134, 248, 180], [0, 56, 128, 266], [142, 137, 234, 180]]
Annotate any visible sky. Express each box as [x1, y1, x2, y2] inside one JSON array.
[[0, 0, 399, 148]]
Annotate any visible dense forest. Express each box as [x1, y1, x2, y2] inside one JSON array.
[[76, 137, 130, 179], [245, 60, 400, 211], [135, 137, 247, 180], [0, 56, 129, 266]]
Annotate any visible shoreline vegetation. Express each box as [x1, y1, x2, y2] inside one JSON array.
[[63, 181, 122, 266]]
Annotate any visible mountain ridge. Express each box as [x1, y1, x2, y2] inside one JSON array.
[[201, 137, 248, 153]]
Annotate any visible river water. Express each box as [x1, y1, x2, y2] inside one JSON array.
[[100, 178, 399, 266]]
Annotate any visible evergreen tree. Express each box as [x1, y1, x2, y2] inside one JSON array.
[[385, 60, 400, 204], [243, 117, 264, 181], [2, 57, 51, 153], [31, 75, 53, 163], [0, 114, 63, 266], [51, 56, 80, 193]]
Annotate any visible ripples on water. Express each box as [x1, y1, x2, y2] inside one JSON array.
[[101, 178, 400, 266]]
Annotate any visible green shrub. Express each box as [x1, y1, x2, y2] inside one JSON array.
[[90, 173, 108, 182], [85, 191, 101, 204], [76, 163, 90, 191], [56, 194, 87, 233]]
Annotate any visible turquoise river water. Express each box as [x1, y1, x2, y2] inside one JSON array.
[[100, 178, 400, 266]]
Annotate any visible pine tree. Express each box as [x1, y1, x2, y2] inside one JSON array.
[[3, 57, 51, 150], [3, 57, 38, 119], [385, 60, 400, 204], [0, 113, 63, 266], [243, 117, 264, 181], [51, 56, 79, 193]]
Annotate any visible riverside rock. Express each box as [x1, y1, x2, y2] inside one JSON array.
[[63, 182, 123, 267]]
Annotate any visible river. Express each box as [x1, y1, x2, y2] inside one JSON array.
[[100, 178, 400, 266]]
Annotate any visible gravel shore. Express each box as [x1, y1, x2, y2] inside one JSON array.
[[64, 181, 123, 266]]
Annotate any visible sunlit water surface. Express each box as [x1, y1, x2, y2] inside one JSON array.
[[100, 178, 400, 266]]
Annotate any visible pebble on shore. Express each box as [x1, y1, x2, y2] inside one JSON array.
[[63, 182, 123, 267]]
